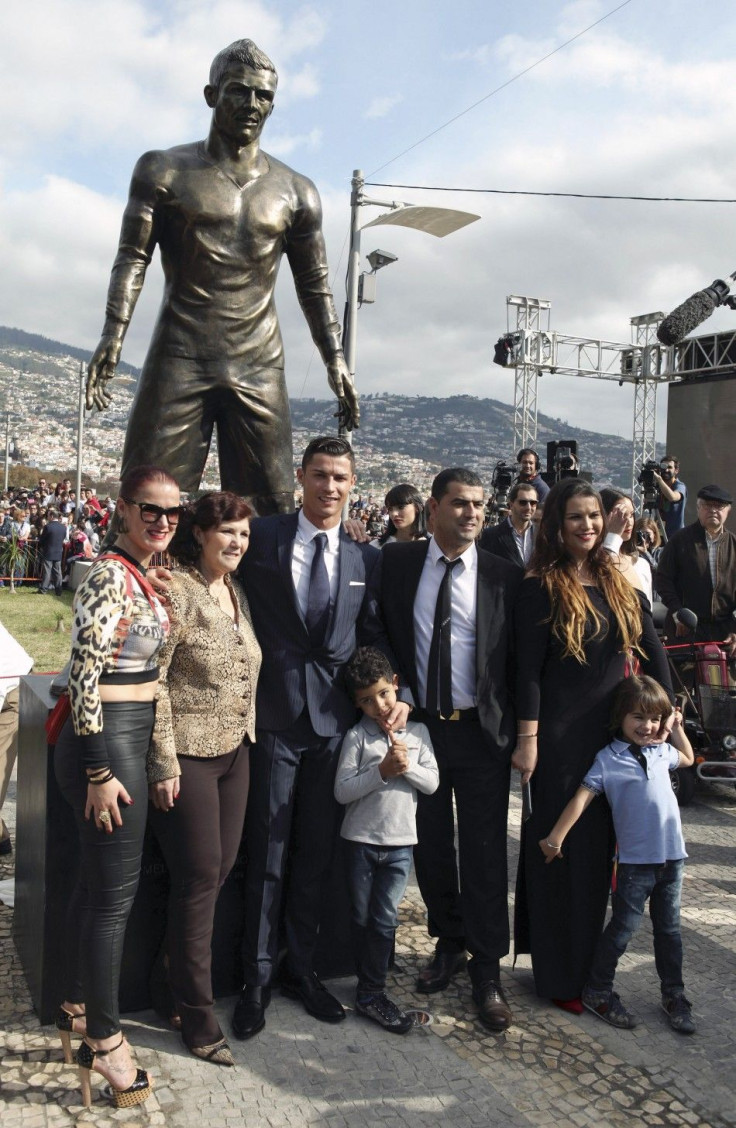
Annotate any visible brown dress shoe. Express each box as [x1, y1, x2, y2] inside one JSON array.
[[473, 980, 513, 1032], [416, 950, 467, 994]]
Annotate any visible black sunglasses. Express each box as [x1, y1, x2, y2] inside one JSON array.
[[516, 499, 538, 507], [122, 498, 183, 525]]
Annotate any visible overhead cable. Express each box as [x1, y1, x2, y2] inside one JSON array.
[[364, 182, 736, 205], [367, 0, 637, 177]]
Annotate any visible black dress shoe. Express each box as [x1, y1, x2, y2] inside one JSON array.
[[472, 980, 513, 1032], [415, 950, 467, 994], [280, 971, 345, 1023], [231, 985, 271, 1040]]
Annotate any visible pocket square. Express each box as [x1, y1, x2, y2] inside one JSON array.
[[349, 580, 365, 586]]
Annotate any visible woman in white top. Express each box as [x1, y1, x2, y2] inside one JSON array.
[[600, 488, 653, 604]]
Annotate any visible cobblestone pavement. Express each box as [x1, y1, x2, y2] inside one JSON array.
[[1, 772, 735, 1127]]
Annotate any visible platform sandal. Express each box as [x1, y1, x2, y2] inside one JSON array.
[[188, 1038, 235, 1066], [56, 1005, 86, 1064], [76, 1036, 153, 1109]]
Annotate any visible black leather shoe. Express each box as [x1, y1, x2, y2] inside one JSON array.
[[231, 985, 270, 1040], [280, 972, 345, 1023], [415, 950, 467, 994], [473, 980, 513, 1032]]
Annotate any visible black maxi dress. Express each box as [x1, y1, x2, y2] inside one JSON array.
[[514, 577, 672, 1000]]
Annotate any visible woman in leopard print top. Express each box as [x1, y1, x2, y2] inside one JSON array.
[[147, 492, 261, 1067], [53, 465, 180, 1109]]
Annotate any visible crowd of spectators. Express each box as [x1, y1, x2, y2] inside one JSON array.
[[0, 478, 115, 586]]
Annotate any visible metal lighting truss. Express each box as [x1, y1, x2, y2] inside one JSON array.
[[504, 295, 736, 507]]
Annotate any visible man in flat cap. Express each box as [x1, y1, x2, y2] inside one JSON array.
[[656, 484, 736, 655]]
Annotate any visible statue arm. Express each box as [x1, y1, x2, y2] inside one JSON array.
[[86, 153, 163, 410], [285, 179, 360, 429]]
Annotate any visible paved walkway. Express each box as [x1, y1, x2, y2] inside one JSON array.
[[1, 772, 735, 1127]]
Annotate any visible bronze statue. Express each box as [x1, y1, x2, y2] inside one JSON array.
[[86, 39, 358, 513]]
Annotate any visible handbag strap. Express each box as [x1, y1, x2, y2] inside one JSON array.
[[100, 552, 164, 615]]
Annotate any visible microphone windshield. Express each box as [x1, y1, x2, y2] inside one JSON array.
[[657, 289, 718, 346]]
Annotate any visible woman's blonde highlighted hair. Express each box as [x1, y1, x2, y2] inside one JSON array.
[[529, 479, 644, 663]]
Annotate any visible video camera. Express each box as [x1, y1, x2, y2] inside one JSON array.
[[545, 440, 579, 485], [637, 460, 660, 506], [486, 459, 518, 525]]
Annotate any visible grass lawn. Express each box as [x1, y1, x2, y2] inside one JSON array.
[[0, 585, 75, 672]]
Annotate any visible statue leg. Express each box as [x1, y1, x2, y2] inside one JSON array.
[[121, 355, 213, 495], [215, 366, 295, 515]]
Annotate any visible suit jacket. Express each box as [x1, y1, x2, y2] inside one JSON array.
[[479, 520, 527, 568], [39, 520, 67, 561], [373, 541, 522, 757], [239, 512, 385, 738]]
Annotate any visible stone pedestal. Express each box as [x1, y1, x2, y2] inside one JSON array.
[[13, 677, 352, 1025]]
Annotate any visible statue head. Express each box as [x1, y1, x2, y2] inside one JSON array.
[[208, 39, 277, 89], [205, 39, 278, 146]]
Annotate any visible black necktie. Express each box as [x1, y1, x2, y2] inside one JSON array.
[[426, 557, 462, 717], [306, 533, 330, 645]]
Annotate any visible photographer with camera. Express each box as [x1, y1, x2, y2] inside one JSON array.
[[517, 449, 550, 504], [653, 456, 687, 539]]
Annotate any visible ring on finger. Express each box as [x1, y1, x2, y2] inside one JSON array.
[[98, 810, 112, 825]]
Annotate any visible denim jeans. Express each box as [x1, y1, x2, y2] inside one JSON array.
[[345, 841, 413, 996], [586, 859, 685, 1000]]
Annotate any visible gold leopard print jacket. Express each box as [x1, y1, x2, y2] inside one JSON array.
[[147, 567, 262, 782]]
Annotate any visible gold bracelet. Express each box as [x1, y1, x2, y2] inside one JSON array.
[[517, 733, 538, 739]]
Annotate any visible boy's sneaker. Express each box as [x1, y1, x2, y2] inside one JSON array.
[[581, 988, 637, 1029], [355, 992, 413, 1035], [661, 994, 696, 1035]]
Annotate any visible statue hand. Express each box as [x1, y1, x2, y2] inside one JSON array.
[[327, 356, 360, 431], [86, 336, 122, 411]]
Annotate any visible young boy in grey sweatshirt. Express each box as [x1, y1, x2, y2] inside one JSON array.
[[335, 648, 439, 1033]]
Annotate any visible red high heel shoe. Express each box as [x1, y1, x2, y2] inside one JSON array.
[[76, 1037, 153, 1109]]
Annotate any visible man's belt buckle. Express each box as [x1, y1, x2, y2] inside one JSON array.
[[440, 709, 461, 721]]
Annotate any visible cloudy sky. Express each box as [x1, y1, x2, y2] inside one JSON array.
[[3, 0, 736, 444]]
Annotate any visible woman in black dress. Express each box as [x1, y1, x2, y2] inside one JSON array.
[[512, 479, 672, 1009]]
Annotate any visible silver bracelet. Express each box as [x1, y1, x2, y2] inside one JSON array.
[[546, 841, 561, 850]]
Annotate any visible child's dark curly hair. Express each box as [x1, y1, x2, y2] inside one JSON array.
[[344, 647, 395, 698]]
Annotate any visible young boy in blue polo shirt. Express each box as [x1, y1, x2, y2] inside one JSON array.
[[540, 675, 695, 1034]]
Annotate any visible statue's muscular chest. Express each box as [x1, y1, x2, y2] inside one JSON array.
[[158, 163, 293, 252]]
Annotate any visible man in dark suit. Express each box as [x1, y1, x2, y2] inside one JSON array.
[[232, 436, 408, 1039], [372, 468, 521, 1032], [36, 508, 67, 595], [480, 481, 538, 568]]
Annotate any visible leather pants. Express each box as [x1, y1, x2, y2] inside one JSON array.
[[54, 702, 153, 1038]]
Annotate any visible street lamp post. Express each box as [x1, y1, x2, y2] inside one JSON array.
[[75, 361, 85, 503], [341, 169, 480, 438], [2, 409, 9, 492]]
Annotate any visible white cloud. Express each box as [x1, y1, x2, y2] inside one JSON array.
[[364, 95, 403, 120]]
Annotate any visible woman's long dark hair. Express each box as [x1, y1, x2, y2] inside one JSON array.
[[169, 491, 253, 565], [528, 479, 643, 663], [599, 487, 637, 558], [379, 483, 427, 544]]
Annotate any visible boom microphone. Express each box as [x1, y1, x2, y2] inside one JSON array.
[[657, 275, 736, 346]]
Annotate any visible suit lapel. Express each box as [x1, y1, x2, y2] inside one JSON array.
[[330, 528, 368, 643], [276, 513, 306, 629], [476, 549, 494, 684]]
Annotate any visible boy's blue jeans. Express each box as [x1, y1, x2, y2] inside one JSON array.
[[586, 859, 685, 1000], [345, 841, 413, 997]]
